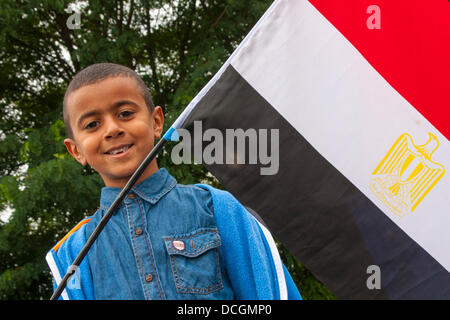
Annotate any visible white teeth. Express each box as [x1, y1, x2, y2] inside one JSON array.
[[107, 145, 131, 155]]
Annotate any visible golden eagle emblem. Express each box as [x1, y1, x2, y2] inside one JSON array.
[[370, 133, 445, 217]]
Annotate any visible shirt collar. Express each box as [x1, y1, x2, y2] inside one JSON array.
[[99, 168, 177, 210]]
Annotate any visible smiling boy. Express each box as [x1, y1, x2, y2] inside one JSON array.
[[46, 63, 301, 300], [63, 66, 162, 188]]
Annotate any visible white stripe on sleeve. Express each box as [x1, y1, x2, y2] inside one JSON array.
[[253, 218, 288, 300], [45, 251, 69, 300]]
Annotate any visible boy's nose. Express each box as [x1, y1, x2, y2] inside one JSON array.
[[104, 120, 125, 140]]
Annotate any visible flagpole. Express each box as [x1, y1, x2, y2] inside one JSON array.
[[50, 127, 179, 300]]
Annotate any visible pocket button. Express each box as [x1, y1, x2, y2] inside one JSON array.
[[172, 240, 185, 251]]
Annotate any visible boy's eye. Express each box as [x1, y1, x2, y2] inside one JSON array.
[[118, 110, 134, 118], [84, 121, 99, 130]]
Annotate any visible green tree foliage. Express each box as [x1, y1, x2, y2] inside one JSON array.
[[0, 0, 336, 299]]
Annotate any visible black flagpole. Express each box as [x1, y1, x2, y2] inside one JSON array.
[[50, 134, 170, 300]]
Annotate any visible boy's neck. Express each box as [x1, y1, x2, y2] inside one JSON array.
[[103, 159, 159, 188]]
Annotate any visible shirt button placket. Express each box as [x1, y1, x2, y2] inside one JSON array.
[[125, 193, 157, 300]]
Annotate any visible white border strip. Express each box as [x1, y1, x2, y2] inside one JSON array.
[[254, 219, 288, 300], [45, 251, 69, 300]]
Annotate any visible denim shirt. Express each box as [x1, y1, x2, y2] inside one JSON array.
[[84, 168, 234, 300], [47, 168, 302, 300]]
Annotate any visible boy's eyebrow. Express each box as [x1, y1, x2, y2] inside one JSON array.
[[76, 100, 139, 127]]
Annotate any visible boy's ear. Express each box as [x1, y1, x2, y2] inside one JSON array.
[[64, 138, 87, 166], [152, 106, 164, 139]]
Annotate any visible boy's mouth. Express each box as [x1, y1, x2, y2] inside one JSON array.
[[104, 144, 134, 155]]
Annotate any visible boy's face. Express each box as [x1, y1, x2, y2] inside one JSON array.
[[64, 76, 164, 188]]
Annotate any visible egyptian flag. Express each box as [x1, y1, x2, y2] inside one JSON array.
[[167, 0, 450, 299]]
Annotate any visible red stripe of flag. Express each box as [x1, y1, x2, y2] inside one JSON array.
[[309, 0, 450, 140]]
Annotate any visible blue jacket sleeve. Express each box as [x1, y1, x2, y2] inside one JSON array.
[[45, 219, 94, 300], [198, 184, 302, 300]]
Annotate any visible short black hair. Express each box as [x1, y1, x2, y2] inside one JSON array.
[[63, 63, 155, 139]]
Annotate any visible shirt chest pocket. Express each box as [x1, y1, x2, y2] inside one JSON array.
[[163, 228, 223, 295]]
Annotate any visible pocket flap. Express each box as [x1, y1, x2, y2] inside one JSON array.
[[164, 228, 221, 257]]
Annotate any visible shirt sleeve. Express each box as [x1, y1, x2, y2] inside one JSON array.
[[206, 185, 302, 300], [45, 219, 94, 300]]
